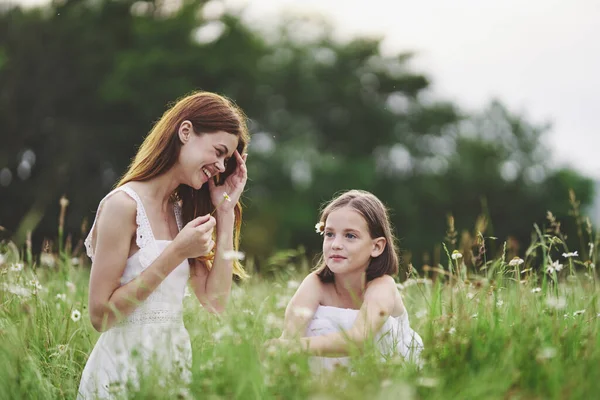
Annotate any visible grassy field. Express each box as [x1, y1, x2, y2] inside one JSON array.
[[1, 224, 599, 399]]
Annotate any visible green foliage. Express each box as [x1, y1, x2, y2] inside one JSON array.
[[0, 0, 594, 269], [1, 235, 600, 399]]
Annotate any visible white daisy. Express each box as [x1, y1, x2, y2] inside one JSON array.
[[508, 257, 524, 267], [222, 250, 245, 261], [71, 309, 81, 322]]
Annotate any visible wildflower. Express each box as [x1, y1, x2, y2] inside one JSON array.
[[496, 299, 504, 307], [416, 377, 439, 388], [71, 309, 82, 322], [56, 293, 67, 302], [573, 309, 586, 316], [57, 344, 68, 354], [40, 253, 56, 268], [531, 287, 542, 293], [562, 251, 578, 258], [28, 280, 43, 290], [471, 313, 478, 319], [276, 295, 289, 309], [10, 263, 23, 272], [222, 192, 231, 202], [537, 347, 557, 361], [265, 313, 280, 328], [520, 268, 532, 274], [212, 325, 233, 341], [448, 327, 456, 335], [381, 379, 393, 388], [466, 292, 475, 300], [315, 221, 324, 234], [508, 257, 524, 267], [287, 280, 300, 289], [451, 250, 463, 260], [545, 296, 566, 310], [65, 281, 76, 293], [415, 309, 428, 319], [546, 260, 563, 274], [3, 284, 32, 297], [292, 307, 313, 318], [71, 257, 80, 266], [222, 250, 245, 261]]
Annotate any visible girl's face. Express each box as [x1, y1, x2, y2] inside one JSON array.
[[322, 206, 385, 276], [177, 121, 239, 190]]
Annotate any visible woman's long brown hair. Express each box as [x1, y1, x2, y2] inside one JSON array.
[[117, 91, 250, 278]]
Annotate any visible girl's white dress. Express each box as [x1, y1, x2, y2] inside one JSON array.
[[305, 305, 423, 372], [78, 185, 192, 399]]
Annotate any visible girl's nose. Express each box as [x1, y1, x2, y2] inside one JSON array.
[[331, 238, 343, 250]]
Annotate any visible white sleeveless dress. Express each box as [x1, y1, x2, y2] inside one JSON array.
[[78, 185, 192, 399], [305, 305, 423, 372]]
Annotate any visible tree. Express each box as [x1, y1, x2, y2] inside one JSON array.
[[0, 0, 593, 271]]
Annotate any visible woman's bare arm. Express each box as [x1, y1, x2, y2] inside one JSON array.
[[88, 193, 188, 332]]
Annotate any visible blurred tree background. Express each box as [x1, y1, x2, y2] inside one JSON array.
[[0, 0, 594, 272]]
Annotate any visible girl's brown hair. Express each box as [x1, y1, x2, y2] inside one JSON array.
[[117, 91, 250, 278], [315, 190, 399, 283]]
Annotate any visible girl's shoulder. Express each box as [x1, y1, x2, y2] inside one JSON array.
[[366, 274, 397, 290], [366, 275, 405, 316]]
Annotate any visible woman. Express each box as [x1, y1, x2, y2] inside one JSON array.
[[78, 91, 249, 398]]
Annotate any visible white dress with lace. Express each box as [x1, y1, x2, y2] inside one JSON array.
[[305, 305, 423, 372], [77, 185, 191, 399]]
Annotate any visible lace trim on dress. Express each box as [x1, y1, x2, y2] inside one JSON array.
[[83, 185, 156, 263], [117, 309, 183, 326]]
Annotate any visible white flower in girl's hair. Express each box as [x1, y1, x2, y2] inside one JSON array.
[[71, 309, 81, 322], [315, 221, 324, 235], [222, 250, 245, 261], [222, 192, 231, 202], [451, 250, 463, 260]]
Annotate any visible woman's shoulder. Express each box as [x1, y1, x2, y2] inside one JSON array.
[[97, 189, 138, 224]]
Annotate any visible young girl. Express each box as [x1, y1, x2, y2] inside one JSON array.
[[271, 190, 423, 371], [77, 91, 249, 398]]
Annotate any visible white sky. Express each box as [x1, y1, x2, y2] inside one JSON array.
[[12, 0, 600, 180]]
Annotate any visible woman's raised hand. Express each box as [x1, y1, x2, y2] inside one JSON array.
[[172, 214, 216, 260]]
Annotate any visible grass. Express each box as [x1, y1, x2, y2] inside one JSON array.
[[1, 197, 600, 399]]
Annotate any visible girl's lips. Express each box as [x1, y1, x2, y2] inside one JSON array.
[[330, 256, 346, 260]]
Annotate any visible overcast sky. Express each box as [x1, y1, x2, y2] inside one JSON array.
[[12, 0, 600, 180]]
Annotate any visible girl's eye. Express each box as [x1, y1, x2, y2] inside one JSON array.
[[345, 233, 356, 239], [325, 232, 334, 238]]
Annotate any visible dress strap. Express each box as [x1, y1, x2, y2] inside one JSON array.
[[83, 185, 156, 262], [118, 185, 156, 249]]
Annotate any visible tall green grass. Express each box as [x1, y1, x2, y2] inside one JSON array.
[[1, 195, 599, 399]]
